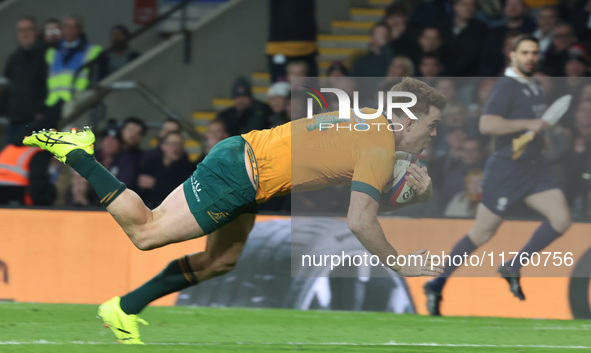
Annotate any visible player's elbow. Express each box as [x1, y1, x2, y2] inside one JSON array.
[[347, 215, 374, 235]]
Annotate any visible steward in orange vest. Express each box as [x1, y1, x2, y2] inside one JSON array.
[[0, 143, 55, 206]]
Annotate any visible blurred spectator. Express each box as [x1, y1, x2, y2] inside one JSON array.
[[435, 78, 458, 102], [326, 60, 349, 79], [66, 170, 99, 207], [418, 54, 445, 79], [95, 120, 140, 192], [475, 0, 504, 27], [44, 14, 102, 125], [439, 137, 486, 208], [533, 6, 559, 58], [1, 16, 47, 144], [101, 25, 140, 78], [158, 118, 182, 142], [480, 0, 536, 75], [289, 92, 307, 121], [267, 82, 290, 127], [43, 18, 61, 49], [0, 129, 55, 206], [351, 22, 391, 77], [266, 0, 317, 82], [439, 0, 487, 76], [571, 0, 591, 42], [138, 131, 194, 208], [384, 3, 421, 64], [468, 77, 497, 117], [387, 55, 415, 78], [504, 0, 537, 32], [120, 116, 146, 151], [565, 52, 589, 77], [139, 118, 184, 167], [409, 0, 454, 28], [196, 118, 230, 164], [523, 0, 558, 9], [431, 127, 468, 188], [326, 61, 356, 102], [217, 77, 272, 136], [286, 61, 309, 83], [117, 117, 146, 190], [540, 23, 576, 76], [443, 169, 483, 218], [566, 99, 591, 218], [418, 26, 443, 58]]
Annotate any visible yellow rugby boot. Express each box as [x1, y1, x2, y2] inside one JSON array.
[[22, 127, 95, 164], [97, 296, 148, 345]]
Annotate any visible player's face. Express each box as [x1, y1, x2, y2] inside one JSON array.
[[511, 40, 540, 77], [405, 106, 441, 154]]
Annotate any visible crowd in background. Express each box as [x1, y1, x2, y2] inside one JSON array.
[[0, 0, 590, 221]]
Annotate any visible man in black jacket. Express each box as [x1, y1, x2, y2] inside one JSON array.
[[438, 0, 487, 76], [1, 16, 47, 144], [217, 77, 272, 136]]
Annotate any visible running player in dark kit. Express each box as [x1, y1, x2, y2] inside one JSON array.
[[424, 34, 572, 316]]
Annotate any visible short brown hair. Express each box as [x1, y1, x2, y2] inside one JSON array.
[[511, 33, 539, 52], [389, 77, 446, 118]]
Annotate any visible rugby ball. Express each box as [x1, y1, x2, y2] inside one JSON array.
[[381, 152, 419, 206]]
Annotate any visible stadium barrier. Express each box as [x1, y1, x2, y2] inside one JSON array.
[[0, 209, 589, 319]]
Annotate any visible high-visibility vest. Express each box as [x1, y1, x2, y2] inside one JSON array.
[[45, 42, 103, 106], [0, 145, 41, 187]]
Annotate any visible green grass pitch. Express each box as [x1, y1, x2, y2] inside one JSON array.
[[0, 302, 589, 352]]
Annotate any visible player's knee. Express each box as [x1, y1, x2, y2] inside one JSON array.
[[131, 235, 157, 251], [468, 228, 495, 247], [128, 226, 161, 251], [549, 215, 571, 235]]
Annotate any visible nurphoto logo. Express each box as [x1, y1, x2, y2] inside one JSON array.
[[304, 87, 418, 121]]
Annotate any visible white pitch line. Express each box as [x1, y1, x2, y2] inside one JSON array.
[[0, 340, 589, 349]]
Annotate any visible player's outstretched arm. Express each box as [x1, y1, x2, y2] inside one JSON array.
[[348, 191, 444, 277], [480, 114, 548, 135]]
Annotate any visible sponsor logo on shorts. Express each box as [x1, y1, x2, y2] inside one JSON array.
[[191, 176, 202, 202], [496, 197, 508, 211], [208, 210, 229, 223]]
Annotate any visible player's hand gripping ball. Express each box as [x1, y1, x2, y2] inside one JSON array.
[[381, 152, 420, 206]]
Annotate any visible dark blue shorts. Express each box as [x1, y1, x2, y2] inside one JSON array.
[[481, 156, 558, 216]]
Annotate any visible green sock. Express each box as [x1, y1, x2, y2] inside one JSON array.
[[119, 256, 198, 315], [66, 150, 126, 207]]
